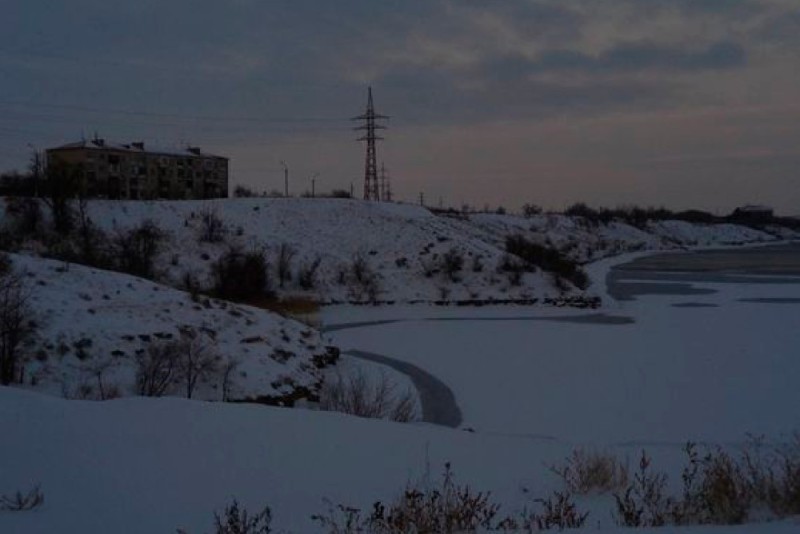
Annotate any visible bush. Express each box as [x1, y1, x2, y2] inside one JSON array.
[[297, 256, 322, 290], [552, 448, 629, 495], [199, 205, 226, 243], [233, 185, 258, 198], [614, 438, 800, 527], [505, 234, 589, 290], [440, 248, 464, 282], [517, 491, 588, 531], [212, 247, 273, 302], [276, 243, 296, 289], [312, 464, 506, 533], [213, 499, 272, 534], [113, 220, 165, 279], [319, 368, 418, 423], [347, 253, 380, 302], [134, 339, 179, 397], [522, 203, 542, 218], [134, 329, 219, 399], [0, 485, 44, 512], [5, 197, 43, 237], [0, 264, 36, 385], [613, 450, 672, 527]]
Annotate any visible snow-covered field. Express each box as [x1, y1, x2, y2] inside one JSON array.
[[2, 242, 799, 532]]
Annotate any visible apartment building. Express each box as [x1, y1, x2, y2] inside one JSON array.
[[45, 138, 228, 199]]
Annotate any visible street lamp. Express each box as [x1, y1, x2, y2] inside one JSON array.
[[279, 160, 288, 197]]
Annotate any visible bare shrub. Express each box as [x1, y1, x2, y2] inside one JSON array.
[[199, 204, 226, 243], [312, 463, 505, 533], [498, 254, 525, 286], [613, 439, 800, 528], [233, 184, 258, 198], [297, 256, 322, 290], [175, 328, 220, 399], [613, 450, 672, 527], [42, 161, 79, 235], [276, 243, 296, 288], [768, 433, 800, 516], [135, 330, 219, 399], [319, 367, 418, 423], [0, 265, 36, 385], [213, 499, 272, 534], [113, 220, 165, 279], [522, 203, 543, 218], [515, 491, 588, 530], [0, 485, 44, 512], [220, 357, 240, 402], [552, 448, 629, 495], [5, 197, 43, 237], [440, 247, 464, 282], [134, 341, 179, 397], [212, 247, 272, 301], [348, 253, 380, 302], [75, 197, 110, 268], [505, 234, 589, 289]]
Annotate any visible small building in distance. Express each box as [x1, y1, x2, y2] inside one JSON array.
[[45, 138, 228, 200], [730, 204, 774, 223]]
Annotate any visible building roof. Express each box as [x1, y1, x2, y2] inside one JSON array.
[[735, 204, 773, 213], [48, 139, 227, 159]]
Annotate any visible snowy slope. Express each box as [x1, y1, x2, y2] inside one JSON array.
[[8, 253, 333, 402], [62, 198, 570, 303], [1, 197, 795, 306], [470, 212, 782, 263], [1, 387, 798, 533]]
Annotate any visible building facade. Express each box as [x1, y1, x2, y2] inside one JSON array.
[[45, 138, 228, 200]]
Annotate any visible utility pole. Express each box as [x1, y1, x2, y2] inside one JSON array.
[[27, 143, 41, 197], [353, 86, 388, 201], [310, 172, 319, 198], [419, 192, 425, 206], [280, 160, 289, 197], [380, 163, 392, 202]]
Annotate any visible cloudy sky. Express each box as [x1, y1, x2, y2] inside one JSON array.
[[1, 0, 799, 214]]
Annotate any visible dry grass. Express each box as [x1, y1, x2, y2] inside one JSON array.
[[249, 295, 320, 316], [312, 464, 505, 533], [0, 485, 44, 512], [552, 448, 629, 495]]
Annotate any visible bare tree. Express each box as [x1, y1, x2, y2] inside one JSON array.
[[134, 340, 179, 397], [0, 265, 36, 385], [175, 328, 220, 399], [220, 356, 240, 402], [198, 204, 226, 243], [276, 243, 296, 288], [297, 256, 322, 290], [113, 220, 165, 278]]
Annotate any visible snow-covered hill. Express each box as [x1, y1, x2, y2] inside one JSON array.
[[7, 253, 334, 403], [4, 197, 793, 306]]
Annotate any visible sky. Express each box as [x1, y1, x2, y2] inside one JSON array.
[[1, 0, 798, 214]]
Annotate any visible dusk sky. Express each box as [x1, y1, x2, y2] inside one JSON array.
[[1, 0, 798, 214]]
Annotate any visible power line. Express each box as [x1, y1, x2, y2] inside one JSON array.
[[0, 100, 350, 124]]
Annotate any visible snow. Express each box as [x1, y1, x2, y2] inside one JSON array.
[[8, 253, 330, 401], [5, 197, 792, 305], [1, 198, 799, 532], [2, 386, 799, 533]]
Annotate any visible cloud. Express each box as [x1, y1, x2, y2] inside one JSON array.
[[531, 41, 746, 73]]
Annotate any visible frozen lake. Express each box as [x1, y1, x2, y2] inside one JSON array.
[[322, 243, 800, 445]]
